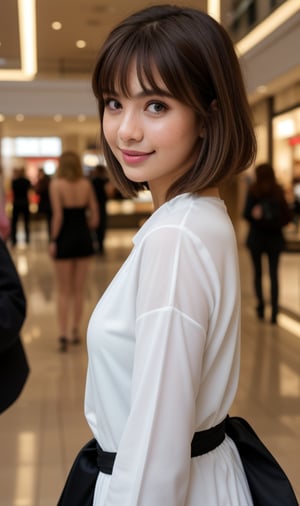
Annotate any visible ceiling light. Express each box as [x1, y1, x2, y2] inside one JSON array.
[[207, 0, 220, 21], [78, 114, 86, 122], [0, 114, 5, 122], [16, 114, 25, 121], [0, 0, 37, 81], [52, 21, 62, 30], [76, 40, 87, 49], [54, 114, 63, 122], [257, 85, 267, 94]]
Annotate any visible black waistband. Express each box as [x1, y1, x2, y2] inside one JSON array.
[[96, 419, 226, 475]]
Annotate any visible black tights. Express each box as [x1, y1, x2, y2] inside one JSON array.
[[249, 249, 281, 318]]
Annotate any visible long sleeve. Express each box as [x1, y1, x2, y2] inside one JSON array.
[[86, 195, 244, 506], [104, 225, 215, 505]]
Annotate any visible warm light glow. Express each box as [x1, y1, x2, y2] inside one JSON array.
[[236, 0, 300, 55], [207, 0, 221, 21], [278, 313, 300, 339], [83, 153, 99, 167], [0, 113, 5, 122], [54, 114, 63, 122], [0, 0, 37, 81], [76, 40, 87, 49], [52, 21, 62, 30], [256, 85, 268, 94], [17, 255, 29, 276], [16, 114, 25, 122], [14, 432, 36, 506], [276, 119, 296, 139]]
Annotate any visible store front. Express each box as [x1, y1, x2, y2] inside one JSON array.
[[249, 84, 300, 319]]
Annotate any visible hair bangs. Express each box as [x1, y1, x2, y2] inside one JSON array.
[[95, 27, 200, 112]]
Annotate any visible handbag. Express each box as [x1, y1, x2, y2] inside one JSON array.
[[57, 439, 99, 506], [225, 416, 298, 506], [57, 417, 299, 506]]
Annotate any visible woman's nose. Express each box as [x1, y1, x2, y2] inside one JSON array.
[[118, 110, 143, 143]]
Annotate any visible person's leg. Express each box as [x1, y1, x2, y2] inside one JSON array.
[[71, 257, 90, 343], [54, 260, 74, 350], [249, 249, 264, 318], [267, 250, 280, 324], [11, 206, 19, 245], [23, 205, 30, 243]]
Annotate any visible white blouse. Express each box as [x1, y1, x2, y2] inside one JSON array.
[[85, 193, 252, 506]]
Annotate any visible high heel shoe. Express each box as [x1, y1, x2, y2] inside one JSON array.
[[58, 336, 68, 352]]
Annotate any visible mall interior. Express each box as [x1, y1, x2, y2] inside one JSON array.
[[0, 0, 300, 504]]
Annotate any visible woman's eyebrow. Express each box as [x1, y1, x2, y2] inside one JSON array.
[[102, 88, 173, 99]]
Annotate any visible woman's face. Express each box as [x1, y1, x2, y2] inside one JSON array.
[[102, 64, 203, 206]]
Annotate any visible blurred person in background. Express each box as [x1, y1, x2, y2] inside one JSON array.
[[49, 151, 99, 352], [11, 167, 31, 246], [35, 167, 52, 241], [91, 164, 110, 254], [243, 162, 293, 324], [0, 236, 29, 413]]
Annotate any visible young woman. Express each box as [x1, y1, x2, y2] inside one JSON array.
[[49, 151, 99, 351], [243, 163, 292, 324], [59, 5, 256, 505]]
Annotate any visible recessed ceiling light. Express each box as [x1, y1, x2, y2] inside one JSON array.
[[76, 40, 86, 49], [257, 85, 267, 94], [16, 114, 25, 121], [52, 21, 62, 30]]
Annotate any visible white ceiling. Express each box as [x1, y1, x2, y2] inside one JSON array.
[[0, 0, 207, 78]]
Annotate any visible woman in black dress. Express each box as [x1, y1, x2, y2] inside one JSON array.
[[49, 151, 99, 351]]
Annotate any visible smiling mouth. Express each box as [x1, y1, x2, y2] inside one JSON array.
[[120, 149, 155, 164]]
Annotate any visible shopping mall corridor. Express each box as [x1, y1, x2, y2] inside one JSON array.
[[0, 225, 299, 505]]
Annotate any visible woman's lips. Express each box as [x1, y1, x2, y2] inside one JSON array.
[[120, 149, 154, 164]]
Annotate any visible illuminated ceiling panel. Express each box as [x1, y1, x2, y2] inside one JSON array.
[[0, 0, 37, 80]]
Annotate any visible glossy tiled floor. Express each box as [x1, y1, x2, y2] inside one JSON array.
[[0, 224, 299, 505]]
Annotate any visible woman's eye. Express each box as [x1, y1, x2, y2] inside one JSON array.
[[147, 102, 167, 114], [104, 98, 121, 111]]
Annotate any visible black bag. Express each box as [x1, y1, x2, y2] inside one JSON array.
[[260, 196, 292, 229], [57, 439, 98, 506], [226, 416, 298, 506]]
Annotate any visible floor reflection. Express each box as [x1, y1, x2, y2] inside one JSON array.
[[0, 225, 299, 505]]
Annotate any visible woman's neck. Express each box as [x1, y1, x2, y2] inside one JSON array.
[[151, 187, 220, 210]]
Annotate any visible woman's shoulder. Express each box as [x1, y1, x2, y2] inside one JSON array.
[[135, 194, 230, 247]]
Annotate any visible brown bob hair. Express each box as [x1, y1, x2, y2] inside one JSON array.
[[56, 151, 83, 181], [92, 4, 256, 199]]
